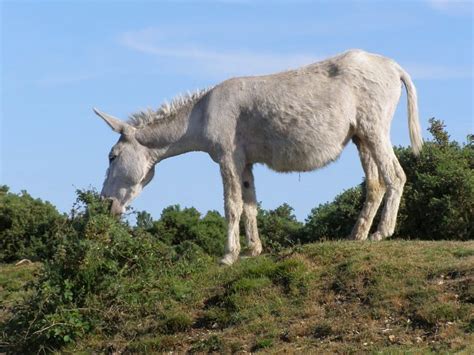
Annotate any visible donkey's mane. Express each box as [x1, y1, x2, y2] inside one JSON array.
[[128, 88, 212, 128]]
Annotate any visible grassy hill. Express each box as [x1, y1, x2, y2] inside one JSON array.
[[2, 240, 473, 353]]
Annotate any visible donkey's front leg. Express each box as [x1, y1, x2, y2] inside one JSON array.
[[219, 157, 244, 265], [241, 164, 262, 256]]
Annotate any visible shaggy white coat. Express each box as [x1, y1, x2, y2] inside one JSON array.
[[95, 49, 423, 265]]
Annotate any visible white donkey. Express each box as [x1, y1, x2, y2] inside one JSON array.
[[95, 49, 422, 265]]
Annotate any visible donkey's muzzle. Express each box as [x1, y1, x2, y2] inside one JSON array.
[[102, 196, 123, 216]]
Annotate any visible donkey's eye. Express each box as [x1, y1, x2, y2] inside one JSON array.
[[109, 155, 117, 163]]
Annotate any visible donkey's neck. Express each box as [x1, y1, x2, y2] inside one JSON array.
[[135, 102, 205, 162]]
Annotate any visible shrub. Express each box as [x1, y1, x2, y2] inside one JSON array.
[[302, 186, 363, 242], [147, 205, 227, 256], [394, 119, 473, 240], [257, 203, 303, 252], [301, 119, 473, 241], [0, 186, 65, 262], [1, 190, 210, 353], [145, 203, 303, 254]]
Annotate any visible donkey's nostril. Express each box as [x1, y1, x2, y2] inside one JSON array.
[[101, 196, 116, 214], [109, 198, 123, 216]]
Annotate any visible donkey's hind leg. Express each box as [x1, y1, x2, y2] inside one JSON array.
[[350, 137, 386, 240], [367, 136, 406, 241], [241, 164, 262, 256]]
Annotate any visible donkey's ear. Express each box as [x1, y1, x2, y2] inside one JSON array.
[[93, 108, 134, 134]]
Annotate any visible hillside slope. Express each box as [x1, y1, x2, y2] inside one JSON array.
[[2, 240, 473, 353]]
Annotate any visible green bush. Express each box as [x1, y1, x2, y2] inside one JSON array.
[[2, 190, 212, 353], [394, 119, 473, 240], [257, 203, 303, 252], [302, 186, 363, 242], [142, 202, 303, 254], [0, 186, 65, 262], [302, 119, 474, 241], [146, 205, 227, 256]]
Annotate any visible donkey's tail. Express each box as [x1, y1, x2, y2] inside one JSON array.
[[398, 66, 423, 156]]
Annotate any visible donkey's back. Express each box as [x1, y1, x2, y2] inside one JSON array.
[[204, 49, 410, 172]]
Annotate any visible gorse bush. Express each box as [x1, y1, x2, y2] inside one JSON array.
[[3, 190, 214, 353], [139, 202, 304, 255], [302, 186, 363, 242], [146, 205, 227, 256], [394, 119, 474, 240], [256, 203, 303, 252], [0, 186, 66, 262]]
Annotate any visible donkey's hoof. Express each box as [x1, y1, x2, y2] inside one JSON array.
[[369, 232, 384, 241], [220, 253, 239, 266], [350, 233, 368, 241], [244, 243, 262, 257]]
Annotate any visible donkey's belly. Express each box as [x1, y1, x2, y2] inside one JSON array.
[[266, 140, 345, 172], [249, 129, 349, 173]]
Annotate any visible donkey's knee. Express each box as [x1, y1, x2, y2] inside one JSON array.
[[384, 160, 406, 190], [396, 168, 406, 189]]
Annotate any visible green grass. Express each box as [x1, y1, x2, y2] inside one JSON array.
[[1, 240, 473, 353]]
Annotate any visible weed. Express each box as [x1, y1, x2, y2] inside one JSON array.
[[252, 336, 274, 351], [161, 312, 193, 334], [312, 322, 333, 339], [189, 335, 223, 353]]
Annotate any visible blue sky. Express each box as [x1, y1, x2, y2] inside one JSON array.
[[1, 0, 472, 221]]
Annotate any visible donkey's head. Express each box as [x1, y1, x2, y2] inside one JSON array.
[[94, 108, 155, 215]]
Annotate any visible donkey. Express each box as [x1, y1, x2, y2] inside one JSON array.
[[94, 49, 422, 265]]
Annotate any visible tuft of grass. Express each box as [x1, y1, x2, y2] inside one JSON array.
[[312, 322, 333, 340], [451, 245, 474, 258], [189, 335, 224, 353], [252, 336, 274, 351], [161, 312, 193, 334], [230, 276, 272, 294]]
